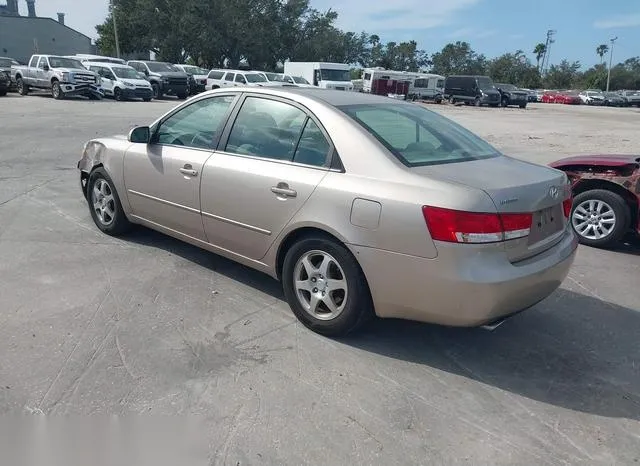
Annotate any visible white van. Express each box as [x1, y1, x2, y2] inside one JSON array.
[[283, 62, 354, 91], [67, 54, 127, 68], [86, 62, 154, 101]]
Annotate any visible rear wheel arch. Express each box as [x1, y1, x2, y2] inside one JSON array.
[[572, 178, 638, 230], [276, 227, 352, 280]]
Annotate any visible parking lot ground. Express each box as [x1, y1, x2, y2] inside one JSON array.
[[1, 95, 639, 464]]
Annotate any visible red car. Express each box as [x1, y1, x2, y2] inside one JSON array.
[[550, 155, 640, 248], [555, 92, 582, 105], [541, 91, 559, 103]]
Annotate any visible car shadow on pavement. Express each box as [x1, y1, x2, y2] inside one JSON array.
[[124, 227, 639, 420], [341, 289, 640, 420], [125, 227, 285, 298]]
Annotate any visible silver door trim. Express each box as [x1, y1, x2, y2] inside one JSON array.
[[128, 189, 200, 214], [201, 210, 272, 236]]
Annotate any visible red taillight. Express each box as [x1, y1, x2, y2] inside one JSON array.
[[562, 197, 572, 218], [422, 206, 532, 244]]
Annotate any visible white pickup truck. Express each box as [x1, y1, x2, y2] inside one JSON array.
[[13, 54, 103, 100]]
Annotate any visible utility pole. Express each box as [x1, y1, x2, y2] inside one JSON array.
[[606, 36, 618, 92], [542, 29, 556, 76], [111, 0, 121, 59]]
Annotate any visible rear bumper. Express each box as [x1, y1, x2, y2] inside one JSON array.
[[350, 226, 578, 327]]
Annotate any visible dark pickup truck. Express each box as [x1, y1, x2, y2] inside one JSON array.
[[495, 83, 528, 108], [127, 60, 189, 100]]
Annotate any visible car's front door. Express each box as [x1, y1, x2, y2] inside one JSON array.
[[36, 57, 49, 87], [123, 94, 238, 240], [201, 95, 332, 261]]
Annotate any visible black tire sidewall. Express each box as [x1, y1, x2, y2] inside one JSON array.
[[571, 189, 630, 247], [152, 83, 161, 99], [114, 88, 122, 101], [52, 81, 63, 99], [282, 236, 373, 337], [87, 168, 131, 236]]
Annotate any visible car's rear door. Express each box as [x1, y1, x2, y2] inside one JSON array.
[[200, 94, 332, 261], [123, 94, 238, 240]]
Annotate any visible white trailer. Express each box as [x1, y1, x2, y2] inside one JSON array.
[[361, 67, 414, 93], [407, 73, 445, 100], [283, 62, 354, 91]]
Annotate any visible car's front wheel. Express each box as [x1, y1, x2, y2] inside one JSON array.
[[51, 81, 64, 100], [87, 168, 131, 236], [570, 189, 630, 248], [16, 77, 28, 95], [282, 236, 374, 336], [114, 87, 123, 101]]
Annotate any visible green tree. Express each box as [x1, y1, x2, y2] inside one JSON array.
[[544, 59, 581, 89], [431, 41, 487, 76], [488, 50, 541, 88], [533, 43, 546, 73], [596, 44, 609, 65]]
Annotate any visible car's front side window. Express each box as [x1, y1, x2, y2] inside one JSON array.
[[225, 97, 307, 161], [154, 95, 236, 149]]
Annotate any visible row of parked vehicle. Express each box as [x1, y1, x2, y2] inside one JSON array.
[[0, 53, 322, 101], [532, 89, 640, 106]]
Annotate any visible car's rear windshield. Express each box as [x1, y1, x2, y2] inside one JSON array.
[[146, 62, 178, 72], [339, 103, 500, 167]]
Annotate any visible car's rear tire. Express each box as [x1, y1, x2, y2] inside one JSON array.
[[570, 189, 630, 248], [87, 168, 132, 236], [501, 97, 508, 107], [177, 93, 188, 100], [474, 97, 481, 107], [282, 236, 374, 337], [519, 103, 527, 109], [0, 89, 6, 96], [52, 80, 64, 100], [143, 97, 152, 102]]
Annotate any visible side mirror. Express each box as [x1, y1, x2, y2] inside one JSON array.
[[43, 64, 50, 71], [143, 69, 149, 76], [128, 126, 151, 143]]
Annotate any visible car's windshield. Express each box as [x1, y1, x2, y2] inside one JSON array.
[[182, 65, 208, 75], [292, 76, 310, 84], [498, 83, 516, 90], [48, 57, 84, 69], [113, 67, 142, 79], [476, 77, 495, 90], [320, 68, 351, 82], [340, 103, 500, 167], [245, 73, 267, 83], [0, 58, 13, 67], [146, 62, 179, 72], [263, 72, 279, 81]]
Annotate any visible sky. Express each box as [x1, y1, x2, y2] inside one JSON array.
[[24, 0, 640, 69]]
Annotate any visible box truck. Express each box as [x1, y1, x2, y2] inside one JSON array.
[[283, 62, 354, 91]]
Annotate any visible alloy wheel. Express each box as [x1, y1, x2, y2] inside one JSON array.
[[91, 178, 116, 227], [293, 250, 348, 321], [572, 199, 616, 240]]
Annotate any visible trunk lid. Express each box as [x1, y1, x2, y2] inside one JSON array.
[[414, 156, 569, 262]]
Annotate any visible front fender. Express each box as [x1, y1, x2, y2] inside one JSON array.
[[77, 138, 133, 214]]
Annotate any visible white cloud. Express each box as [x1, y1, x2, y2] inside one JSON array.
[[19, 0, 109, 39], [446, 27, 497, 40], [312, 0, 482, 31], [593, 13, 640, 29]]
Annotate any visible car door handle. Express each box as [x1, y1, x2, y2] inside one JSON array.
[[271, 184, 297, 198], [179, 164, 198, 177]]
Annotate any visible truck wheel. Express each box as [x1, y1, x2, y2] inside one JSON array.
[[570, 189, 630, 248], [143, 97, 152, 102], [177, 93, 188, 100], [151, 83, 162, 99], [17, 77, 29, 95], [474, 97, 481, 107], [52, 81, 64, 100], [519, 103, 527, 109], [501, 97, 508, 107], [0, 89, 6, 97]]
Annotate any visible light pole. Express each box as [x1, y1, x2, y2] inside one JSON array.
[[111, 0, 121, 59], [606, 36, 618, 92]]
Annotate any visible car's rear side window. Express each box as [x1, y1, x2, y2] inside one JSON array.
[[208, 71, 223, 79], [340, 103, 500, 167], [225, 97, 307, 162]]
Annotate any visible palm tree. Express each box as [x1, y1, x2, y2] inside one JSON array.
[[533, 43, 546, 72], [596, 44, 609, 65]]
